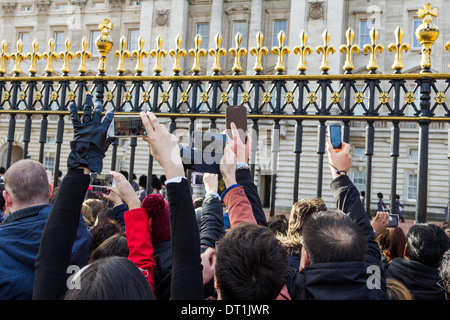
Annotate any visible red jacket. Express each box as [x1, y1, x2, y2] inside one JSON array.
[[124, 208, 156, 291]]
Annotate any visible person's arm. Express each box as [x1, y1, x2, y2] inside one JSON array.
[[227, 123, 267, 227], [33, 96, 114, 300], [327, 142, 385, 271], [140, 112, 203, 300], [220, 142, 256, 227], [108, 171, 155, 290], [199, 173, 225, 250]]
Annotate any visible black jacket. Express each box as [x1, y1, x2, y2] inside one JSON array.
[[286, 175, 387, 300], [386, 258, 446, 300]]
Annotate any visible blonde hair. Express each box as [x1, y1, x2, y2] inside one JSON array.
[[386, 278, 413, 300]]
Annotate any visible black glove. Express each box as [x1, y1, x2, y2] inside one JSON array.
[[67, 95, 114, 173]]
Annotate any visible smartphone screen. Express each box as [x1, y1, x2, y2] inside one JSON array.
[[192, 131, 227, 152], [387, 214, 399, 228], [108, 115, 146, 137], [191, 173, 204, 186], [226, 105, 247, 143], [89, 173, 115, 194], [328, 125, 342, 150]]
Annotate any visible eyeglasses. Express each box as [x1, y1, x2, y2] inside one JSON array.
[[437, 279, 449, 294]]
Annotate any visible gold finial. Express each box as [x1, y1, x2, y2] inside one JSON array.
[[95, 18, 114, 74], [150, 35, 167, 74], [415, 3, 439, 72], [316, 29, 336, 73], [11, 39, 27, 75], [0, 40, 11, 75], [115, 36, 131, 74], [293, 30, 312, 73], [169, 34, 187, 74], [271, 30, 290, 73], [43, 38, 58, 75], [387, 26, 409, 72], [26, 39, 42, 75], [76, 37, 92, 74], [229, 32, 247, 74], [249, 31, 268, 73], [132, 35, 149, 74], [209, 33, 227, 74], [189, 34, 207, 74], [339, 28, 360, 73], [445, 42, 450, 68], [363, 27, 384, 73], [59, 38, 75, 74]]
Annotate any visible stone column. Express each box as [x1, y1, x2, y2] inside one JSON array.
[[287, 0, 307, 75], [167, 0, 189, 75], [207, 0, 223, 75], [325, 0, 345, 74], [246, 0, 263, 75], [139, 0, 155, 75]]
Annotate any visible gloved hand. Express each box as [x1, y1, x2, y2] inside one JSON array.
[[67, 95, 114, 173]]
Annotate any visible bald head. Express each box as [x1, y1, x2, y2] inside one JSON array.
[[3, 160, 51, 209]]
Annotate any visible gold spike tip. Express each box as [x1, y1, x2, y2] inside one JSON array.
[[388, 26, 409, 72], [0, 40, 10, 75], [132, 36, 149, 74], [363, 27, 384, 72], [249, 32, 268, 73], [294, 30, 313, 73], [76, 37, 92, 74], [115, 36, 131, 74], [209, 33, 227, 74], [169, 34, 186, 74], [150, 35, 167, 74], [316, 29, 336, 73], [229, 32, 247, 74]]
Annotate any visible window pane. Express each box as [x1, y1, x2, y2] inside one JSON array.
[[359, 20, 371, 46], [19, 33, 30, 53], [413, 19, 421, 48], [44, 157, 55, 174], [272, 20, 288, 47], [128, 29, 140, 52], [232, 21, 247, 47], [54, 31, 65, 52], [90, 31, 101, 55], [196, 23, 209, 49], [353, 171, 366, 193], [354, 147, 365, 156], [407, 174, 417, 201]]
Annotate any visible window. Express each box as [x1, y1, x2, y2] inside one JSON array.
[[92, 1, 106, 9], [196, 23, 209, 50], [128, 29, 140, 52], [44, 157, 55, 174], [232, 21, 247, 48], [89, 30, 101, 56], [19, 33, 30, 53], [272, 20, 288, 47], [407, 174, 417, 201], [46, 136, 56, 144], [359, 20, 371, 46], [55, 3, 68, 10], [412, 19, 422, 49], [354, 147, 365, 157], [353, 171, 366, 193], [21, 5, 33, 12], [54, 31, 65, 53], [409, 148, 418, 158], [130, 0, 141, 5]]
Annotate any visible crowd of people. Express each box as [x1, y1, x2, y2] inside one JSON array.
[[0, 95, 449, 301]]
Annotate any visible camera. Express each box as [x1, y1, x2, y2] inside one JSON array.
[[387, 213, 399, 228], [327, 124, 342, 151], [89, 173, 115, 194]]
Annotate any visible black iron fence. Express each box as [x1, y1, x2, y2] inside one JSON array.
[[0, 5, 450, 222]]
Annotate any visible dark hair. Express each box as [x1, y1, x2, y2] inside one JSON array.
[[193, 197, 204, 209], [406, 223, 450, 268], [89, 233, 129, 263], [64, 256, 154, 300], [377, 192, 383, 199], [361, 191, 365, 197], [119, 170, 129, 180], [302, 210, 368, 264], [90, 218, 123, 252], [215, 223, 288, 300], [440, 222, 450, 239], [439, 249, 450, 295], [268, 215, 288, 236], [376, 227, 407, 262], [151, 175, 162, 190]]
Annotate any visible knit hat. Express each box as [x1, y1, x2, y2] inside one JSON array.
[[141, 193, 170, 243]]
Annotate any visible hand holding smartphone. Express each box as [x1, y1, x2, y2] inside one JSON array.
[[108, 115, 147, 138], [89, 173, 115, 194], [226, 105, 248, 144]]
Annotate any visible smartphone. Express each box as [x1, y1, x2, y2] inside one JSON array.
[[108, 115, 147, 138], [226, 105, 247, 143], [328, 125, 342, 151], [387, 214, 399, 228], [191, 173, 204, 186], [89, 173, 115, 194]]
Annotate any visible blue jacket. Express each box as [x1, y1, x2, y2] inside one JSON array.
[[0, 204, 92, 300]]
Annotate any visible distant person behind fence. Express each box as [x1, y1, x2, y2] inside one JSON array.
[[0, 159, 92, 299]]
